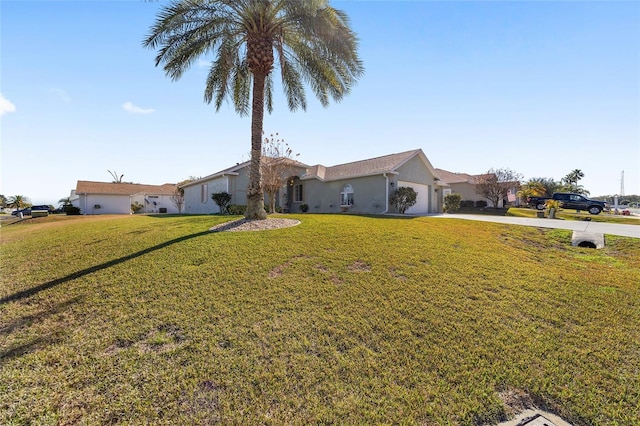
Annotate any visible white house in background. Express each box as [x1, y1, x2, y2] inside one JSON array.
[[71, 181, 179, 215]]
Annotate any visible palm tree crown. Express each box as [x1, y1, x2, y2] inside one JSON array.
[[144, 0, 364, 219], [7, 195, 30, 210]]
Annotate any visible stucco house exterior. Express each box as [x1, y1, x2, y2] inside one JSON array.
[[299, 149, 444, 214], [181, 159, 309, 214], [182, 149, 445, 215], [71, 181, 179, 215], [434, 169, 488, 204], [434, 169, 520, 208]]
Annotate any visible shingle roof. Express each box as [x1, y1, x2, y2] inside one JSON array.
[[303, 149, 427, 181], [75, 181, 177, 196], [434, 169, 479, 185]]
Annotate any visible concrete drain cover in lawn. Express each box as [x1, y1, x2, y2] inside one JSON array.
[[498, 410, 573, 426], [571, 231, 604, 249]]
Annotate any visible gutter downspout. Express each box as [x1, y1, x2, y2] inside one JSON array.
[[381, 173, 389, 214]]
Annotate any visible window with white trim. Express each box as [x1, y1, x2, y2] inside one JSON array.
[[340, 184, 354, 207], [293, 184, 303, 203], [200, 184, 208, 203]]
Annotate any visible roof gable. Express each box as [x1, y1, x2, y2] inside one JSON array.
[[434, 169, 480, 185], [303, 149, 439, 182]]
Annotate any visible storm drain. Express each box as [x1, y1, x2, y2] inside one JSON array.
[[497, 409, 573, 426], [517, 413, 561, 426], [571, 231, 604, 249]]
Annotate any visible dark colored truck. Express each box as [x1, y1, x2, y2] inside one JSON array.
[[526, 193, 609, 215]]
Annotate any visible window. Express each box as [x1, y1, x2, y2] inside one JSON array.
[[340, 184, 354, 207], [200, 184, 208, 203], [293, 184, 303, 203]]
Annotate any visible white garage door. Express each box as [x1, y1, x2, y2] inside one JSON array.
[[398, 181, 430, 214]]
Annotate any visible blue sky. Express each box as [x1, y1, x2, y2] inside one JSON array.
[[1, 0, 638, 206]]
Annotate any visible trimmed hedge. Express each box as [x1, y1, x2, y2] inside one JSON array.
[[226, 204, 247, 215]]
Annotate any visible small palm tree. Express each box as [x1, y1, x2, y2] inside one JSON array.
[[7, 195, 30, 210], [144, 0, 364, 220]]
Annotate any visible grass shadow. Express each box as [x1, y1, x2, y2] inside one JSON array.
[[0, 230, 212, 305], [0, 297, 82, 361]]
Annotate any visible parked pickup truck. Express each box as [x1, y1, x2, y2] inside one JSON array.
[[526, 193, 609, 215]]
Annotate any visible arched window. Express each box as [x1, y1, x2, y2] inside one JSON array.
[[340, 184, 354, 207]]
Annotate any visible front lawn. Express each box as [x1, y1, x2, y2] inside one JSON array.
[[1, 214, 639, 425]]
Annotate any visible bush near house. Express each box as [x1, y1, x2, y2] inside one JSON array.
[[390, 186, 417, 214], [64, 206, 81, 215], [212, 192, 232, 214], [226, 204, 246, 215], [131, 202, 144, 213], [444, 193, 462, 212]]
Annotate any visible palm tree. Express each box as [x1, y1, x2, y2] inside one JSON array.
[[144, 0, 364, 219], [563, 169, 584, 186], [58, 197, 72, 208], [7, 195, 30, 210]]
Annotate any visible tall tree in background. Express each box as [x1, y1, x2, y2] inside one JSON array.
[[474, 168, 522, 208], [0, 195, 7, 209], [144, 0, 364, 220], [108, 170, 124, 183], [561, 169, 589, 195], [261, 132, 299, 213]]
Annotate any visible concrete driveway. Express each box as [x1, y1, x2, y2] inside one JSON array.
[[430, 214, 640, 238]]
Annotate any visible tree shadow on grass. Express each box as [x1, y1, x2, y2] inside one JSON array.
[[0, 297, 82, 361], [0, 230, 212, 305]]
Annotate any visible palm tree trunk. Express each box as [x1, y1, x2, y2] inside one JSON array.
[[245, 72, 268, 220]]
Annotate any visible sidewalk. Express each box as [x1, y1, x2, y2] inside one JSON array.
[[429, 214, 640, 238]]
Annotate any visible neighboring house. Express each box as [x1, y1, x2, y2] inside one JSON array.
[[434, 168, 499, 207], [183, 149, 444, 215], [71, 181, 179, 215], [181, 158, 309, 214]]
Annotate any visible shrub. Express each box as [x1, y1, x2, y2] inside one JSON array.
[[390, 187, 417, 214], [460, 200, 475, 208], [226, 204, 247, 215], [444, 193, 462, 213], [475, 200, 488, 209], [64, 206, 81, 215], [212, 192, 232, 214], [300, 203, 309, 213], [131, 202, 144, 213]]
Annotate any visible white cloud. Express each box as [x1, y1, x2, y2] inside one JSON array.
[[122, 101, 154, 115], [197, 59, 211, 68], [0, 93, 16, 116], [49, 87, 71, 102]]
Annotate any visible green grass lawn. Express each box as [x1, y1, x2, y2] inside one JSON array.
[[1, 214, 639, 425]]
